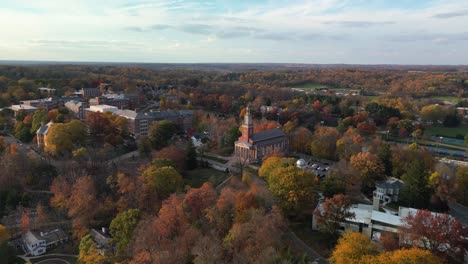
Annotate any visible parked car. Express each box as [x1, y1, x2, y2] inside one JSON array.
[[312, 164, 319, 169]]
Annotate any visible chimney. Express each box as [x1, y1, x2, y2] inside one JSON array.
[[373, 196, 380, 211]]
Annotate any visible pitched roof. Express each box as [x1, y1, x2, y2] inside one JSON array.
[[376, 177, 404, 189], [250, 128, 285, 143]]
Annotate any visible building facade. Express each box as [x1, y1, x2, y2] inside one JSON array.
[[234, 107, 288, 162], [65, 100, 89, 120]]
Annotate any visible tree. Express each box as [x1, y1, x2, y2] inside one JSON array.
[[183, 182, 217, 222], [141, 165, 183, 199], [365, 248, 441, 264], [310, 126, 340, 160], [110, 209, 141, 258], [329, 232, 379, 264], [68, 176, 98, 239], [267, 165, 316, 215], [258, 156, 295, 179], [185, 140, 197, 170], [20, 209, 30, 232], [420, 104, 445, 123], [30, 110, 48, 134], [78, 234, 107, 264], [0, 224, 16, 264], [314, 194, 355, 237], [45, 120, 87, 156], [137, 136, 152, 159], [400, 159, 431, 208], [400, 209, 468, 262], [350, 152, 385, 191], [148, 120, 176, 150], [320, 174, 346, 198], [155, 146, 186, 172], [455, 166, 468, 205]]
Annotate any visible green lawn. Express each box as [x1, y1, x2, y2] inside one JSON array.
[[183, 167, 229, 188], [432, 96, 461, 102], [426, 126, 468, 138], [289, 218, 335, 258], [291, 84, 328, 90]]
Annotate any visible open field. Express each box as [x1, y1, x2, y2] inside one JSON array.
[[183, 167, 229, 188], [426, 126, 468, 138], [432, 96, 462, 102]]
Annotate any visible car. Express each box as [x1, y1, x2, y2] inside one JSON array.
[[316, 166, 322, 171], [312, 164, 318, 169], [325, 167, 330, 171]]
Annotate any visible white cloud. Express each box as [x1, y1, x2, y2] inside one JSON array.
[[0, 0, 467, 63]]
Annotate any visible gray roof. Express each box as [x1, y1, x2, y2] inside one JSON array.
[[41, 229, 67, 244], [250, 128, 286, 143], [376, 177, 404, 189], [23, 231, 43, 245], [37, 122, 52, 135]]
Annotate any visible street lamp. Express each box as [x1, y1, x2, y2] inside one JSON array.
[[437, 136, 443, 154], [386, 130, 389, 140]]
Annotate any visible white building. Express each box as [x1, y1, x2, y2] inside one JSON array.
[[312, 198, 445, 242], [23, 231, 46, 256], [373, 177, 404, 205]]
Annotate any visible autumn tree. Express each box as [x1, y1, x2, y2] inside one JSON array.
[[45, 120, 87, 156], [258, 156, 295, 180], [420, 104, 445, 123], [148, 120, 176, 150], [314, 194, 355, 237], [400, 209, 468, 262], [78, 234, 107, 264], [289, 127, 313, 154], [141, 165, 183, 200], [365, 248, 441, 264], [310, 126, 340, 160], [20, 209, 30, 232], [183, 182, 217, 222], [154, 146, 186, 172], [30, 109, 48, 134], [0, 224, 16, 264], [68, 176, 99, 238], [50, 176, 72, 210], [350, 152, 385, 191], [330, 232, 379, 264], [267, 165, 316, 215], [110, 209, 141, 258]]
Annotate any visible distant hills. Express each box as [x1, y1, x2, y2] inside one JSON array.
[[0, 60, 467, 72]]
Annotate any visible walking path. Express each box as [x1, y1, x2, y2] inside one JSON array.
[[18, 253, 77, 264]]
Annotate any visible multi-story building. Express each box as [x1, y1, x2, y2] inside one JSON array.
[[22, 229, 68, 256], [373, 177, 404, 205], [36, 121, 53, 149], [19, 98, 58, 112], [64, 100, 89, 120], [78, 88, 102, 98], [234, 106, 288, 162]]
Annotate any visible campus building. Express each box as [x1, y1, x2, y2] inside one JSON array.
[[234, 106, 288, 162]]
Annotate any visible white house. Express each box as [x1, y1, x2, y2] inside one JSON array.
[[373, 177, 404, 205], [23, 231, 46, 256], [22, 229, 68, 256]]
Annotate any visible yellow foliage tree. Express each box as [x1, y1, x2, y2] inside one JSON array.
[[364, 248, 441, 264], [0, 224, 9, 241], [78, 234, 107, 264], [330, 232, 379, 264]]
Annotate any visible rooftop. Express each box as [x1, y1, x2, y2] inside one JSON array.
[[11, 104, 37, 111], [250, 128, 285, 143]]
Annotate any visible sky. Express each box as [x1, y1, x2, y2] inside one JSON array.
[[1, 0, 468, 64]]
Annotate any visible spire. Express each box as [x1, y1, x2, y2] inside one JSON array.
[[244, 105, 253, 125]]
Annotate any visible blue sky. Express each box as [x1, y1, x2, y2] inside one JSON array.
[[0, 0, 467, 64]]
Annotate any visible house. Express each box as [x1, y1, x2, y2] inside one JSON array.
[[191, 133, 203, 147], [373, 177, 404, 205], [65, 100, 89, 120], [234, 106, 288, 162], [90, 228, 113, 256], [36, 121, 53, 149], [456, 107, 468, 119], [22, 229, 68, 256], [22, 231, 46, 256]]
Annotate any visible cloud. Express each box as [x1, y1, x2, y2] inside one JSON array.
[[388, 32, 468, 43], [432, 10, 468, 19], [179, 24, 215, 35], [324, 21, 395, 27]]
